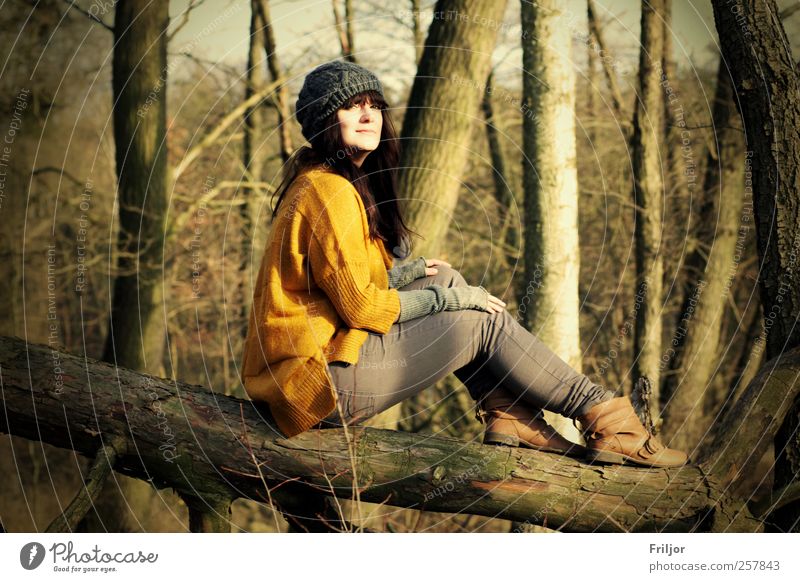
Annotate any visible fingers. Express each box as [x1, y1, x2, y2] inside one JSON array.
[[486, 294, 506, 313], [426, 258, 451, 268], [489, 294, 506, 307]]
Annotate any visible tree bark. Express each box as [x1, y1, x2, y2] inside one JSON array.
[[711, 0, 800, 532], [4, 335, 800, 532], [92, 0, 170, 533], [258, 0, 292, 164], [661, 57, 745, 450], [410, 0, 425, 65], [586, 0, 625, 122], [630, 0, 666, 420], [481, 68, 519, 276], [520, 0, 582, 444], [398, 0, 509, 259], [332, 0, 356, 62], [102, 0, 169, 376]]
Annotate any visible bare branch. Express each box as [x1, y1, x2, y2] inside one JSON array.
[[173, 77, 286, 181], [61, 0, 114, 32], [167, 0, 208, 43]]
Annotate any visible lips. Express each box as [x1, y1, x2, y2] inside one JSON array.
[[356, 129, 374, 134]]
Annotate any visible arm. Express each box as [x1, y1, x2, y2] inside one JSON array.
[[395, 284, 491, 323], [387, 256, 428, 289]]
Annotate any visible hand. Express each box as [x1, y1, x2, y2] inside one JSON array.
[[484, 288, 507, 314], [424, 258, 451, 277]]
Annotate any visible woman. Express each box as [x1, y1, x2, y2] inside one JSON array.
[[241, 60, 689, 468]]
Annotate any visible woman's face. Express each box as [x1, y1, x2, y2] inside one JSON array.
[[336, 94, 383, 167]]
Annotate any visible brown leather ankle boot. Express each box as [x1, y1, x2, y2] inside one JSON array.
[[576, 396, 689, 467], [477, 387, 587, 458]]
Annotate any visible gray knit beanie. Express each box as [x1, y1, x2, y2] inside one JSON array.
[[295, 60, 385, 142]]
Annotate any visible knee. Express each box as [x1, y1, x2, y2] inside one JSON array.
[[432, 264, 469, 288]]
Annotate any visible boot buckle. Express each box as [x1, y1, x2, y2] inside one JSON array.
[[643, 436, 662, 456]]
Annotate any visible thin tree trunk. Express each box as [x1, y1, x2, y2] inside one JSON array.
[[398, 0, 510, 259], [333, 0, 356, 62], [586, 0, 625, 122], [481, 68, 519, 276], [102, 0, 169, 376], [239, 0, 268, 346], [410, 0, 424, 65], [91, 0, 170, 533], [710, 0, 800, 532], [586, 22, 598, 145], [630, 0, 666, 421], [661, 58, 745, 450], [257, 0, 292, 164], [520, 0, 583, 445]]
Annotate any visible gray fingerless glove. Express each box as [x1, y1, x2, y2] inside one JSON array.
[[395, 284, 490, 323], [387, 256, 427, 289]]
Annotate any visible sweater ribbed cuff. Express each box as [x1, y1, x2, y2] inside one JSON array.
[[396, 285, 448, 323], [387, 256, 427, 289]]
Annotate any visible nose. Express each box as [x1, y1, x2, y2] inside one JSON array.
[[360, 103, 375, 120]]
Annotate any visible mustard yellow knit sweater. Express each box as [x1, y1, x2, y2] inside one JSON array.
[[240, 164, 401, 437]]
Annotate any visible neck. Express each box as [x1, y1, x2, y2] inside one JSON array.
[[350, 152, 368, 168]]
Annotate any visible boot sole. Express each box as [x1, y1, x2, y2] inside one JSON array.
[[585, 448, 689, 468], [483, 431, 586, 458]]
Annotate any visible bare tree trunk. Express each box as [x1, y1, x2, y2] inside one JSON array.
[[258, 0, 292, 164], [398, 0, 510, 259], [92, 0, 170, 533], [238, 0, 292, 328], [661, 58, 745, 450], [410, 0, 425, 65], [661, 0, 683, 201], [481, 68, 519, 276], [586, 24, 598, 145], [243, 0, 267, 199], [586, 0, 625, 121], [333, 0, 356, 62], [238, 1, 268, 347], [630, 0, 666, 421], [520, 0, 583, 445], [711, 0, 800, 532], [102, 0, 169, 376]]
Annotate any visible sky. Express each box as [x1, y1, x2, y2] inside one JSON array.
[[166, 0, 795, 101]]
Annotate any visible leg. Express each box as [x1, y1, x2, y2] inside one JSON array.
[[322, 266, 612, 427], [395, 265, 511, 403]]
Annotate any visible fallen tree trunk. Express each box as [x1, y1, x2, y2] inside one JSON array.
[[1, 335, 798, 532]]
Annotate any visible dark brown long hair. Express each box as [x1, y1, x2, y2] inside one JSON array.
[[270, 90, 421, 259]]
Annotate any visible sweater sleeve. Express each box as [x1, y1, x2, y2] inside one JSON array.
[[304, 183, 401, 334], [396, 286, 447, 322]]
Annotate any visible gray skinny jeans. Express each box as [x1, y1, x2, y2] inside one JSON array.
[[318, 266, 612, 428]]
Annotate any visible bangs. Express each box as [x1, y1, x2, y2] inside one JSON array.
[[343, 90, 387, 109]]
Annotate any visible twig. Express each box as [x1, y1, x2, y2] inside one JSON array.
[[173, 77, 286, 181], [45, 435, 126, 532], [61, 0, 114, 32], [167, 0, 208, 43], [238, 403, 282, 532]]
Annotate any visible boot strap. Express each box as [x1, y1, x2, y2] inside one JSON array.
[[642, 435, 664, 456]]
